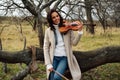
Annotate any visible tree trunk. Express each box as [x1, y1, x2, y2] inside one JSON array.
[[37, 17, 44, 48], [0, 46, 120, 79], [85, 0, 95, 34]]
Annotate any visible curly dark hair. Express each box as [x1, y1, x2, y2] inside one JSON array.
[[47, 9, 64, 30]]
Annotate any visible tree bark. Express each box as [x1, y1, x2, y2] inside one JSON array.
[[84, 0, 95, 34], [0, 46, 120, 79]]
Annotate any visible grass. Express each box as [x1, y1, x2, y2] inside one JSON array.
[[0, 22, 39, 51], [73, 26, 120, 50], [0, 21, 120, 80]]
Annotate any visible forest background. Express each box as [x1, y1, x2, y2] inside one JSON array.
[[0, 0, 120, 80]]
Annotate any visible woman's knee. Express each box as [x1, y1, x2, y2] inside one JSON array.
[[53, 74, 61, 80]]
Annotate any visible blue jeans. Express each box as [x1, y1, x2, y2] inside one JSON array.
[[49, 56, 68, 80]]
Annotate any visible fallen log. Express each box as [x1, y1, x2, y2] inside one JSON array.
[[0, 46, 120, 79]]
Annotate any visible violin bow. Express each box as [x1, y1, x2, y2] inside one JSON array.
[[53, 69, 69, 80]]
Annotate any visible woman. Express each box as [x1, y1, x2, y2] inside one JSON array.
[[43, 9, 83, 80]]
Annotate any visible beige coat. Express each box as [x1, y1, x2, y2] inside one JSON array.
[[43, 27, 82, 80]]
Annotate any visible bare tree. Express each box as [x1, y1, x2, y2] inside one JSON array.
[[110, 0, 120, 27], [0, 0, 97, 47], [84, 0, 95, 34], [92, 0, 120, 31]]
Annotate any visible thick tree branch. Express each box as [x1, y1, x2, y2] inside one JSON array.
[[40, 0, 57, 11], [73, 46, 120, 72], [0, 46, 120, 79], [0, 46, 120, 72], [22, 0, 37, 16]]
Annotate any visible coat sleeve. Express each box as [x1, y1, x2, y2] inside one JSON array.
[[43, 29, 51, 65], [70, 30, 82, 46]]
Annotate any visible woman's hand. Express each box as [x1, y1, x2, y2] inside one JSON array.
[[76, 21, 83, 31], [48, 67, 54, 72], [47, 64, 53, 72]]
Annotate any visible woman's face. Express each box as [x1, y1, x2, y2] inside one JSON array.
[[51, 12, 60, 25]]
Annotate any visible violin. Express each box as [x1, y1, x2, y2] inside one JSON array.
[[59, 20, 83, 33]]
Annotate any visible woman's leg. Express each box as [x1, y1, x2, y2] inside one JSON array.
[[49, 56, 59, 80], [53, 56, 68, 80]]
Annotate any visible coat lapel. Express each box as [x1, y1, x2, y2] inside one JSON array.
[[49, 30, 55, 62], [50, 30, 55, 48]]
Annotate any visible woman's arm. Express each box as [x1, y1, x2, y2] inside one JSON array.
[[43, 29, 51, 65], [70, 22, 83, 46]]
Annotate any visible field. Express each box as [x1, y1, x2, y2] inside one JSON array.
[[0, 20, 120, 80]]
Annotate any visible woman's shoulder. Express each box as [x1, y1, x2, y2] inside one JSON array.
[[45, 27, 52, 34], [46, 27, 51, 31]]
